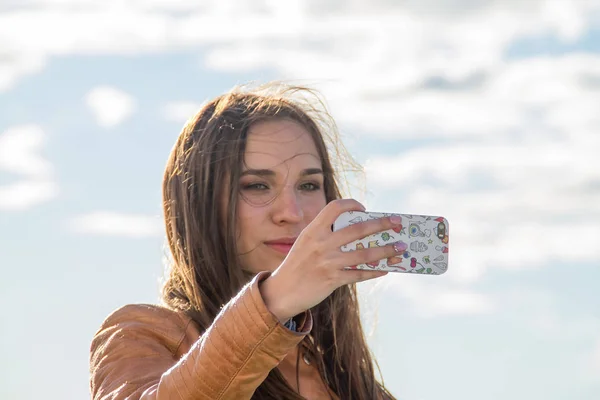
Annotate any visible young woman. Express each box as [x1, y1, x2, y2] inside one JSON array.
[[89, 83, 406, 399]]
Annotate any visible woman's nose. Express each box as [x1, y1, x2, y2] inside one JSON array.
[[271, 185, 304, 224]]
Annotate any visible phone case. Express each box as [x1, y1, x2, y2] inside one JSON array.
[[333, 211, 449, 275]]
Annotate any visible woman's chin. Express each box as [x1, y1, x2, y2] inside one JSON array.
[[241, 258, 281, 275]]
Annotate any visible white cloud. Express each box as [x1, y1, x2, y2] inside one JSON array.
[[0, 125, 58, 211], [163, 101, 203, 124], [68, 211, 162, 237], [0, 124, 53, 177], [414, 287, 495, 316], [356, 54, 600, 283], [325, 54, 600, 139], [0, 53, 46, 92], [199, 2, 597, 88], [0, 0, 598, 91], [84, 86, 136, 128], [381, 275, 496, 317], [0, 180, 59, 211], [363, 149, 600, 283]]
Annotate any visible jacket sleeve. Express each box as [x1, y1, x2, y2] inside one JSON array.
[[89, 272, 312, 400]]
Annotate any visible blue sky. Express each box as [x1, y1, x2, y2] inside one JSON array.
[[1, 1, 599, 400]]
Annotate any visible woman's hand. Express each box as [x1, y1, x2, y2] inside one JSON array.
[[260, 199, 407, 323]]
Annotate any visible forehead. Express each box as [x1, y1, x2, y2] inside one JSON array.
[[243, 119, 321, 169]]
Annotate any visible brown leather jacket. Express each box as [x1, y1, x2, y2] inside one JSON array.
[[89, 272, 339, 399]]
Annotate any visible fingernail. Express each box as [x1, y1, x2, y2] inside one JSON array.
[[390, 215, 402, 224], [393, 241, 408, 253]]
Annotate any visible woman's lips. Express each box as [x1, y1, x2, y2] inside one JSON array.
[[265, 243, 293, 254], [264, 240, 296, 254]]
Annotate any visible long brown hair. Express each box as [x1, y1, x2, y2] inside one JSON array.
[[161, 83, 396, 399]]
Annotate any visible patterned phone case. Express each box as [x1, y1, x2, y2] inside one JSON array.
[[333, 211, 449, 275]]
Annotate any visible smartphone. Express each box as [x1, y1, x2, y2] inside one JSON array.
[[332, 211, 449, 275]]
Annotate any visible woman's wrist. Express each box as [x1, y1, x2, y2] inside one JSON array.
[[259, 275, 294, 324]]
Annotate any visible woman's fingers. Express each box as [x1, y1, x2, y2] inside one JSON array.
[[337, 269, 389, 285], [331, 214, 402, 248], [316, 199, 366, 228], [338, 240, 407, 270], [334, 242, 402, 286]]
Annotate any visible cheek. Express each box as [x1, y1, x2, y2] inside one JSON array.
[[236, 200, 266, 247], [304, 195, 327, 221]]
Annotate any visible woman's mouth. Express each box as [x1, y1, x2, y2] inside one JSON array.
[[264, 238, 296, 254]]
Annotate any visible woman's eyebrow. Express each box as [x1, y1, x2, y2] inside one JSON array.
[[301, 168, 324, 176], [240, 168, 323, 177]]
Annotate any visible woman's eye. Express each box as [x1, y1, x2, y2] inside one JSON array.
[[300, 182, 321, 191], [243, 183, 269, 191]]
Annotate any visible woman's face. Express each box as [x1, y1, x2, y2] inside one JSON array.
[[234, 118, 327, 274]]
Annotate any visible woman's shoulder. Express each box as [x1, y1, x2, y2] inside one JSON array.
[[93, 303, 198, 355], [102, 303, 191, 326]]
